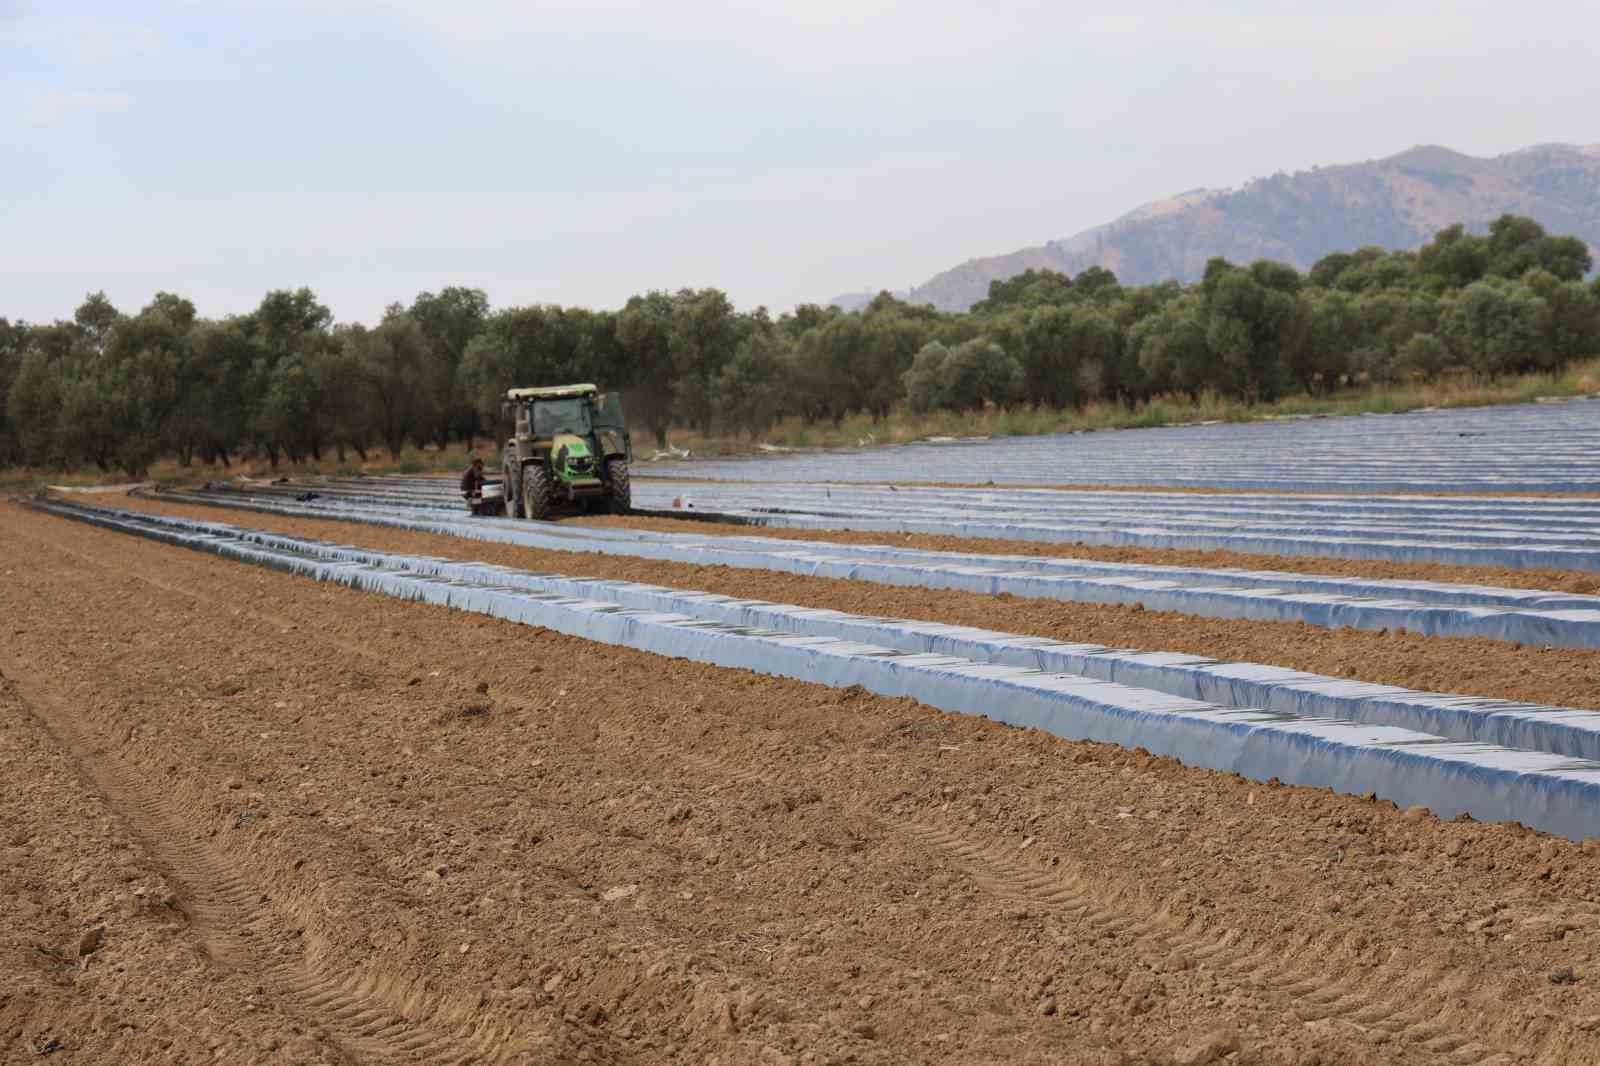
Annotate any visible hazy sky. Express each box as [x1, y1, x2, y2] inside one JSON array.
[[4, 1, 1597, 324]]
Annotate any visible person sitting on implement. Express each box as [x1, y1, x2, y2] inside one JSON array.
[[460, 457, 486, 511]]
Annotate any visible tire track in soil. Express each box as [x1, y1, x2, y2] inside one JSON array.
[[630, 721, 1513, 1066], [3, 673, 521, 1066], [899, 817, 1509, 1066]]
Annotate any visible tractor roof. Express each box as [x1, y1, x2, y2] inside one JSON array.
[[505, 383, 598, 400]]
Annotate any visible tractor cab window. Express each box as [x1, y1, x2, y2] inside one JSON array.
[[532, 398, 591, 438], [593, 391, 626, 432]]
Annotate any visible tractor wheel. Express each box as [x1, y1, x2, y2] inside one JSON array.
[[520, 464, 554, 521], [604, 460, 631, 515]]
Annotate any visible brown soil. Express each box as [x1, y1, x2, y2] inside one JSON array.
[[9, 500, 1600, 1065], [110, 494, 1600, 711]]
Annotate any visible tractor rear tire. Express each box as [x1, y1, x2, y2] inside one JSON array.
[[521, 464, 554, 521], [604, 460, 631, 515]]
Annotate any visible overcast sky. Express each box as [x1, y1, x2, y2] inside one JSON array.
[[3, 0, 1597, 325]]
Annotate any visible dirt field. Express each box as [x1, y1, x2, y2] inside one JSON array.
[[7, 497, 1600, 1065]]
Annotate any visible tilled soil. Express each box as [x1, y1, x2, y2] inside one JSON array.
[[4, 503, 1600, 1065], [0, 679, 299, 1063], [109, 494, 1600, 711]]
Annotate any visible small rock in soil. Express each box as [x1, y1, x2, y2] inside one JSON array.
[[77, 926, 105, 957], [1552, 967, 1579, 985]]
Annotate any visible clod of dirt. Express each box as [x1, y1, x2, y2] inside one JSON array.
[[475, 680, 490, 695], [77, 926, 104, 957], [601, 884, 639, 902], [1173, 1027, 1238, 1065], [460, 703, 491, 719], [1553, 967, 1580, 985]]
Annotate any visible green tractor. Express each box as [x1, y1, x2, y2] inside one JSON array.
[[500, 384, 632, 520]]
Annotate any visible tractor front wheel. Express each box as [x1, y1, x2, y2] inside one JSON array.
[[520, 464, 554, 521]]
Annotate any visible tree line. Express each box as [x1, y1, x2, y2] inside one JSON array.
[[2, 214, 1596, 476]]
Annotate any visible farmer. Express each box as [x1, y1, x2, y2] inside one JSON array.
[[460, 456, 485, 510]]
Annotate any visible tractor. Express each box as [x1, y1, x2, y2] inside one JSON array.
[[500, 384, 632, 520]]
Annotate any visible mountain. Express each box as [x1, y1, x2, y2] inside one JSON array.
[[827, 291, 899, 313], [853, 143, 1600, 312]]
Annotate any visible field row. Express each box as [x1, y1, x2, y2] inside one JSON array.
[[256, 472, 1600, 572], [149, 483, 1600, 648]]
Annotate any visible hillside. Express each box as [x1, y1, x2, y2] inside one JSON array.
[[856, 143, 1600, 312]]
